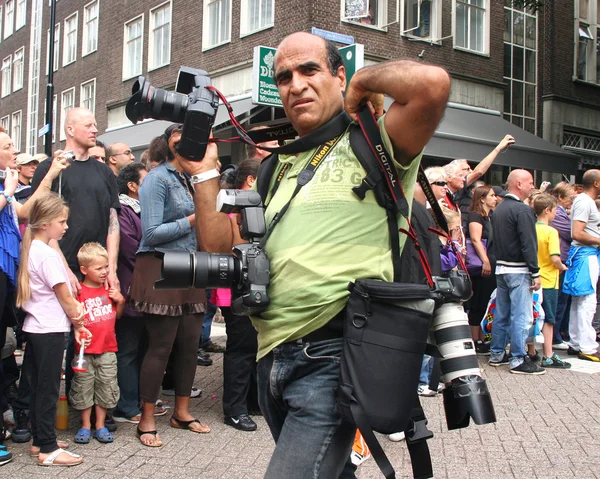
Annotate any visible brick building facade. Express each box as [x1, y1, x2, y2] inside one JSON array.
[[0, 0, 598, 179]]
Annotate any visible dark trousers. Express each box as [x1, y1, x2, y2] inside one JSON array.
[[12, 333, 32, 411], [139, 313, 202, 403], [222, 307, 258, 417], [114, 316, 146, 418], [555, 271, 571, 342], [28, 332, 65, 454]]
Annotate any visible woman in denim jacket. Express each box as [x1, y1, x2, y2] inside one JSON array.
[[129, 125, 209, 447]]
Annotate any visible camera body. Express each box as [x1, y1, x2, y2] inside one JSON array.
[[155, 190, 271, 316], [125, 66, 219, 161], [63, 151, 75, 164]]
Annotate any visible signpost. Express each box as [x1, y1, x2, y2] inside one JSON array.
[[252, 43, 365, 107]]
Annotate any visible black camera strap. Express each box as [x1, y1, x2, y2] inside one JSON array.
[[257, 135, 343, 250]]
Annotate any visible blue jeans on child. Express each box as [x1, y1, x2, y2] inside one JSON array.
[[419, 355, 433, 386]]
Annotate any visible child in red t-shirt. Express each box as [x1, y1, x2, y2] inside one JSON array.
[[69, 242, 125, 444]]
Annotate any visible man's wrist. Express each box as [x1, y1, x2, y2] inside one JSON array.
[[190, 169, 220, 185]]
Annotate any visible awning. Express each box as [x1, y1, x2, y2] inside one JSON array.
[[424, 102, 580, 174], [98, 93, 256, 150]]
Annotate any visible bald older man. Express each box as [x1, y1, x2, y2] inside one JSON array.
[[564, 169, 600, 361], [105, 142, 135, 175], [490, 169, 546, 374]]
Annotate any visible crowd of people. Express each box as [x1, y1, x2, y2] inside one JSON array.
[[0, 30, 598, 477]]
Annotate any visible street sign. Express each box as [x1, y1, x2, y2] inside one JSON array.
[[38, 124, 50, 137], [252, 46, 282, 108], [311, 27, 354, 45], [252, 44, 365, 107]]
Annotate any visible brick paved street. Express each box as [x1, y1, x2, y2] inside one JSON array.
[[3, 323, 600, 479]]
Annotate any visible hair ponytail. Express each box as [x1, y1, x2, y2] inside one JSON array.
[[16, 193, 69, 307]]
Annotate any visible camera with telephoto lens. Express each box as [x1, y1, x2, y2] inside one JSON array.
[[429, 269, 496, 430], [125, 66, 219, 161], [154, 189, 270, 316]]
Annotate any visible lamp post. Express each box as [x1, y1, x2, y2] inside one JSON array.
[[44, 0, 57, 157]]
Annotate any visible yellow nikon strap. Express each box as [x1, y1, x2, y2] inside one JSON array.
[[258, 135, 342, 250]]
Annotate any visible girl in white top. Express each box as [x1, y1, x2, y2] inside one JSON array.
[[16, 193, 91, 467]]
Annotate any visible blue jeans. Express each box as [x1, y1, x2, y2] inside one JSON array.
[[419, 355, 433, 386], [257, 338, 357, 479], [200, 290, 217, 347], [491, 274, 533, 369], [114, 316, 146, 418]]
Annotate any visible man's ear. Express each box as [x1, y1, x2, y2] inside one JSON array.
[[127, 181, 137, 194], [337, 64, 347, 93], [66, 125, 74, 138], [109, 156, 117, 167]]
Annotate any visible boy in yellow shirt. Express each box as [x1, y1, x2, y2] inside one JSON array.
[[533, 194, 571, 369]]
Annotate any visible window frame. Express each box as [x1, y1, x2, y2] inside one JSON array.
[[452, 0, 490, 56], [0, 116, 9, 133], [340, 0, 388, 31], [82, 0, 99, 57], [400, 0, 442, 43], [148, 1, 172, 71], [80, 78, 96, 114], [46, 23, 60, 75], [4, 0, 14, 39], [12, 47, 24, 92], [240, 0, 274, 38], [60, 87, 75, 141], [0, 6, 3, 42], [1, 55, 12, 98], [15, 0, 25, 30], [52, 93, 57, 143], [11, 110, 21, 152], [202, 0, 232, 51], [574, 1, 600, 84], [63, 12, 79, 67], [123, 14, 144, 80]]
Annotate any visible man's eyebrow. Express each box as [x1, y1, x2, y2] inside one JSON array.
[[274, 61, 322, 82]]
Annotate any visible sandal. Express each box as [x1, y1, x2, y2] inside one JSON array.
[[136, 427, 162, 447], [170, 415, 211, 434], [74, 428, 91, 444], [30, 440, 69, 457], [37, 448, 83, 467], [94, 427, 114, 443]]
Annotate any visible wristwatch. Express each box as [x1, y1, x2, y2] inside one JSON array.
[[2, 191, 13, 204], [190, 169, 220, 185]]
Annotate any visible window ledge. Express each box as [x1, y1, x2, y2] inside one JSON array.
[[341, 19, 388, 33], [13, 86, 22, 93], [63, 59, 76, 68], [122, 72, 142, 82], [202, 39, 231, 53], [573, 78, 600, 89], [401, 33, 441, 46], [240, 24, 273, 39], [148, 62, 170, 73], [82, 49, 97, 58], [452, 46, 489, 58]]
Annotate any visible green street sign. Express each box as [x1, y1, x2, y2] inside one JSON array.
[[252, 46, 282, 107], [252, 43, 365, 107]]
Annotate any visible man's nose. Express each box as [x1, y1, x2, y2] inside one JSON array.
[[290, 72, 307, 93]]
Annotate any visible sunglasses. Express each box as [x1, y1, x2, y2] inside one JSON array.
[[432, 181, 447, 186]]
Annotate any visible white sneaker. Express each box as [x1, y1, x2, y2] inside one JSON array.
[[552, 342, 569, 350], [417, 385, 437, 397], [388, 431, 406, 442], [162, 387, 202, 398], [350, 450, 372, 466], [2, 408, 14, 427]]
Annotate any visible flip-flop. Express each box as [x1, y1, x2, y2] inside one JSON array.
[[170, 416, 211, 434], [136, 427, 162, 447], [94, 428, 114, 443], [74, 428, 91, 444], [37, 448, 83, 467], [30, 440, 69, 456]]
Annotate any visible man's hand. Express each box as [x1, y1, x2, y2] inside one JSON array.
[[482, 259, 492, 278], [344, 80, 385, 122], [108, 287, 125, 305], [68, 269, 82, 296], [169, 129, 220, 177], [530, 277, 541, 291], [2, 168, 18, 196], [106, 270, 120, 291], [496, 135, 515, 152]]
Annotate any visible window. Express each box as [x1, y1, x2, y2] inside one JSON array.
[[4, 0, 14, 39], [402, 0, 441, 40], [60, 88, 75, 141], [149, 2, 171, 70], [0, 7, 3, 41], [15, 0, 25, 30], [123, 16, 143, 79], [1, 56, 11, 97], [203, 0, 231, 49], [575, 1, 600, 83], [80, 79, 96, 113], [11, 111, 21, 152], [52, 94, 57, 143], [342, 0, 386, 28], [63, 13, 78, 66], [0, 116, 9, 132], [12, 47, 23, 91], [504, 3, 537, 134], [46, 23, 60, 74], [83, 1, 99, 56], [240, 0, 274, 36], [454, 0, 488, 53]]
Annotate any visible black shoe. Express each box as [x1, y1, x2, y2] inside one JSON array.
[[197, 354, 213, 367], [104, 415, 118, 433], [475, 340, 490, 355], [200, 341, 226, 354], [510, 356, 546, 375], [5, 384, 18, 403], [488, 351, 509, 367], [528, 350, 540, 362], [11, 409, 31, 443], [567, 346, 580, 356], [224, 414, 257, 432]]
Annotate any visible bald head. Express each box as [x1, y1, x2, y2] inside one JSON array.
[[64, 107, 98, 151], [506, 169, 535, 201], [582, 169, 600, 190]]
